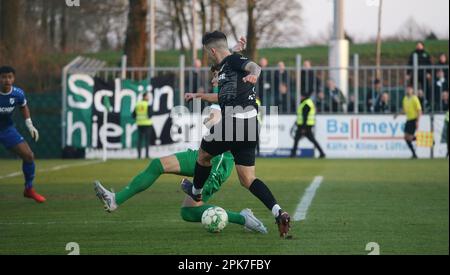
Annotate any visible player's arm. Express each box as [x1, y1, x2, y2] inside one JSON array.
[[232, 36, 247, 53], [20, 105, 39, 142], [204, 108, 222, 129], [243, 61, 262, 84], [185, 93, 219, 103]]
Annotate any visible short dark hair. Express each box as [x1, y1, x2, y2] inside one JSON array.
[[202, 31, 227, 46], [417, 41, 425, 47], [0, 66, 16, 75], [210, 64, 221, 72]]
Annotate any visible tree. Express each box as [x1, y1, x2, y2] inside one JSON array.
[[244, 0, 302, 61], [0, 0, 22, 58], [245, 0, 257, 60], [124, 0, 148, 67]]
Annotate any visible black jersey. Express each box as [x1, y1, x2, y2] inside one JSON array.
[[217, 53, 257, 114]]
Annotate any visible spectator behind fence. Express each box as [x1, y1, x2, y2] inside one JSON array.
[[407, 41, 432, 92], [326, 79, 346, 113], [367, 79, 383, 113], [185, 59, 206, 95], [258, 57, 272, 105], [301, 60, 321, 97], [275, 61, 295, 113], [347, 94, 356, 113], [438, 53, 449, 81], [434, 69, 448, 111], [442, 91, 449, 112], [417, 89, 427, 112], [315, 91, 329, 113], [375, 92, 395, 114]]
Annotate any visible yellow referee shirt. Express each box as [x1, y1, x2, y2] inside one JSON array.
[[402, 95, 422, 121]]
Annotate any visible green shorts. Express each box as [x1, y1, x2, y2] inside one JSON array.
[[175, 149, 234, 202]]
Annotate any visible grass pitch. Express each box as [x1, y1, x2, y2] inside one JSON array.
[[0, 158, 448, 255]]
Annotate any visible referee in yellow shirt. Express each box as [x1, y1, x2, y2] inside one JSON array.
[[133, 93, 153, 159], [402, 85, 422, 159]]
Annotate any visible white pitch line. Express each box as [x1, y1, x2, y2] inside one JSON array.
[[0, 160, 103, 180], [294, 176, 324, 221]]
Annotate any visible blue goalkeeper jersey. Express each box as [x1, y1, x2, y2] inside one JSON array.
[[0, 86, 27, 130]]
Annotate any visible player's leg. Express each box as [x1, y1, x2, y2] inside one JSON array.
[[305, 127, 326, 158], [95, 155, 170, 211], [447, 121, 449, 157], [10, 141, 46, 203], [180, 192, 267, 234], [137, 127, 143, 159], [95, 150, 201, 211], [187, 138, 228, 201], [290, 126, 302, 157], [180, 196, 244, 225], [233, 144, 291, 238], [404, 120, 418, 159], [144, 127, 150, 159]]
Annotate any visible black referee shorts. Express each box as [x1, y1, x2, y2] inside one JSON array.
[[201, 116, 259, 166], [404, 119, 417, 135]]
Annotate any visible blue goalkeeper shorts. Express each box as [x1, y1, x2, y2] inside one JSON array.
[[0, 126, 25, 149]]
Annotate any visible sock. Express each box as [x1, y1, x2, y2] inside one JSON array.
[[180, 205, 245, 225], [22, 161, 35, 190], [193, 162, 212, 193], [272, 204, 282, 218], [249, 179, 278, 214], [406, 140, 417, 157], [115, 159, 164, 205]]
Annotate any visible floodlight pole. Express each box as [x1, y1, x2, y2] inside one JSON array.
[[192, 0, 198, 65], [329, 0, 349, 107]]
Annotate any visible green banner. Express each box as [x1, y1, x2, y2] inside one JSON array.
[[65, 74, 176, 149]]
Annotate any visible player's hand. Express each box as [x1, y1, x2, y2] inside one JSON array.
[[25, 119, 39, 142], [243, 75, 258, 84], [232, 36, 247, 52], [185, 93, 196, 102]]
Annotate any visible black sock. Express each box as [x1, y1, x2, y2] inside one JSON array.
[[193, 162, 212, 190], [249, 179, 278, 211], [406, 140, 417, 157]]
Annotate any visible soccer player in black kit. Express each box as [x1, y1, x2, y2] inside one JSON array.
[[182, 31, 291, 238]]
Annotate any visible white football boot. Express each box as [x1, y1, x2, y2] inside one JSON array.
[[240, 208, 268, 234], [94, 181, 118, 213]]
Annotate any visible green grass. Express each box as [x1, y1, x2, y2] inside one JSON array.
[[51, 40, 449, 67], [0, 159, 448, 255]]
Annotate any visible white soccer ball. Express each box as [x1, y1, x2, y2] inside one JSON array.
[[201, 206, 229, 233]]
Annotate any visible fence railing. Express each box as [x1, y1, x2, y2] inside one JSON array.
[[65, 55, 449, 116]]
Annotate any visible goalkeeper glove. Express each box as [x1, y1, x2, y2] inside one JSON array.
[[25, 118, 39, 142]]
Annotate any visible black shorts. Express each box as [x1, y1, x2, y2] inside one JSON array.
[[404, 120, 417, 135], [201, 116, 259, 166]]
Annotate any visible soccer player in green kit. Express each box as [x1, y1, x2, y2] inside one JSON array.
[[94, 37, 267, 234]]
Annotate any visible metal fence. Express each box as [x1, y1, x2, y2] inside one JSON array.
[[65, 54, 449, 116], [61, 55, 449, 155]]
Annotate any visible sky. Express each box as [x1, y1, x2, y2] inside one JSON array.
[[301, 0, 449, 43]]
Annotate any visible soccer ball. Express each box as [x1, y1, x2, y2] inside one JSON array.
[[201, 207, 228, 233]]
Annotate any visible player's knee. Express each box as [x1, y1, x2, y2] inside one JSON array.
[[23, 151, 34, 163], [239, 175, 256, 189], [198, 150, 212, 166]]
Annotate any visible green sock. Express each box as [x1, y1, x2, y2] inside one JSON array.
[[180, 205, 245, 226], [115, 159, 164, 205]]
